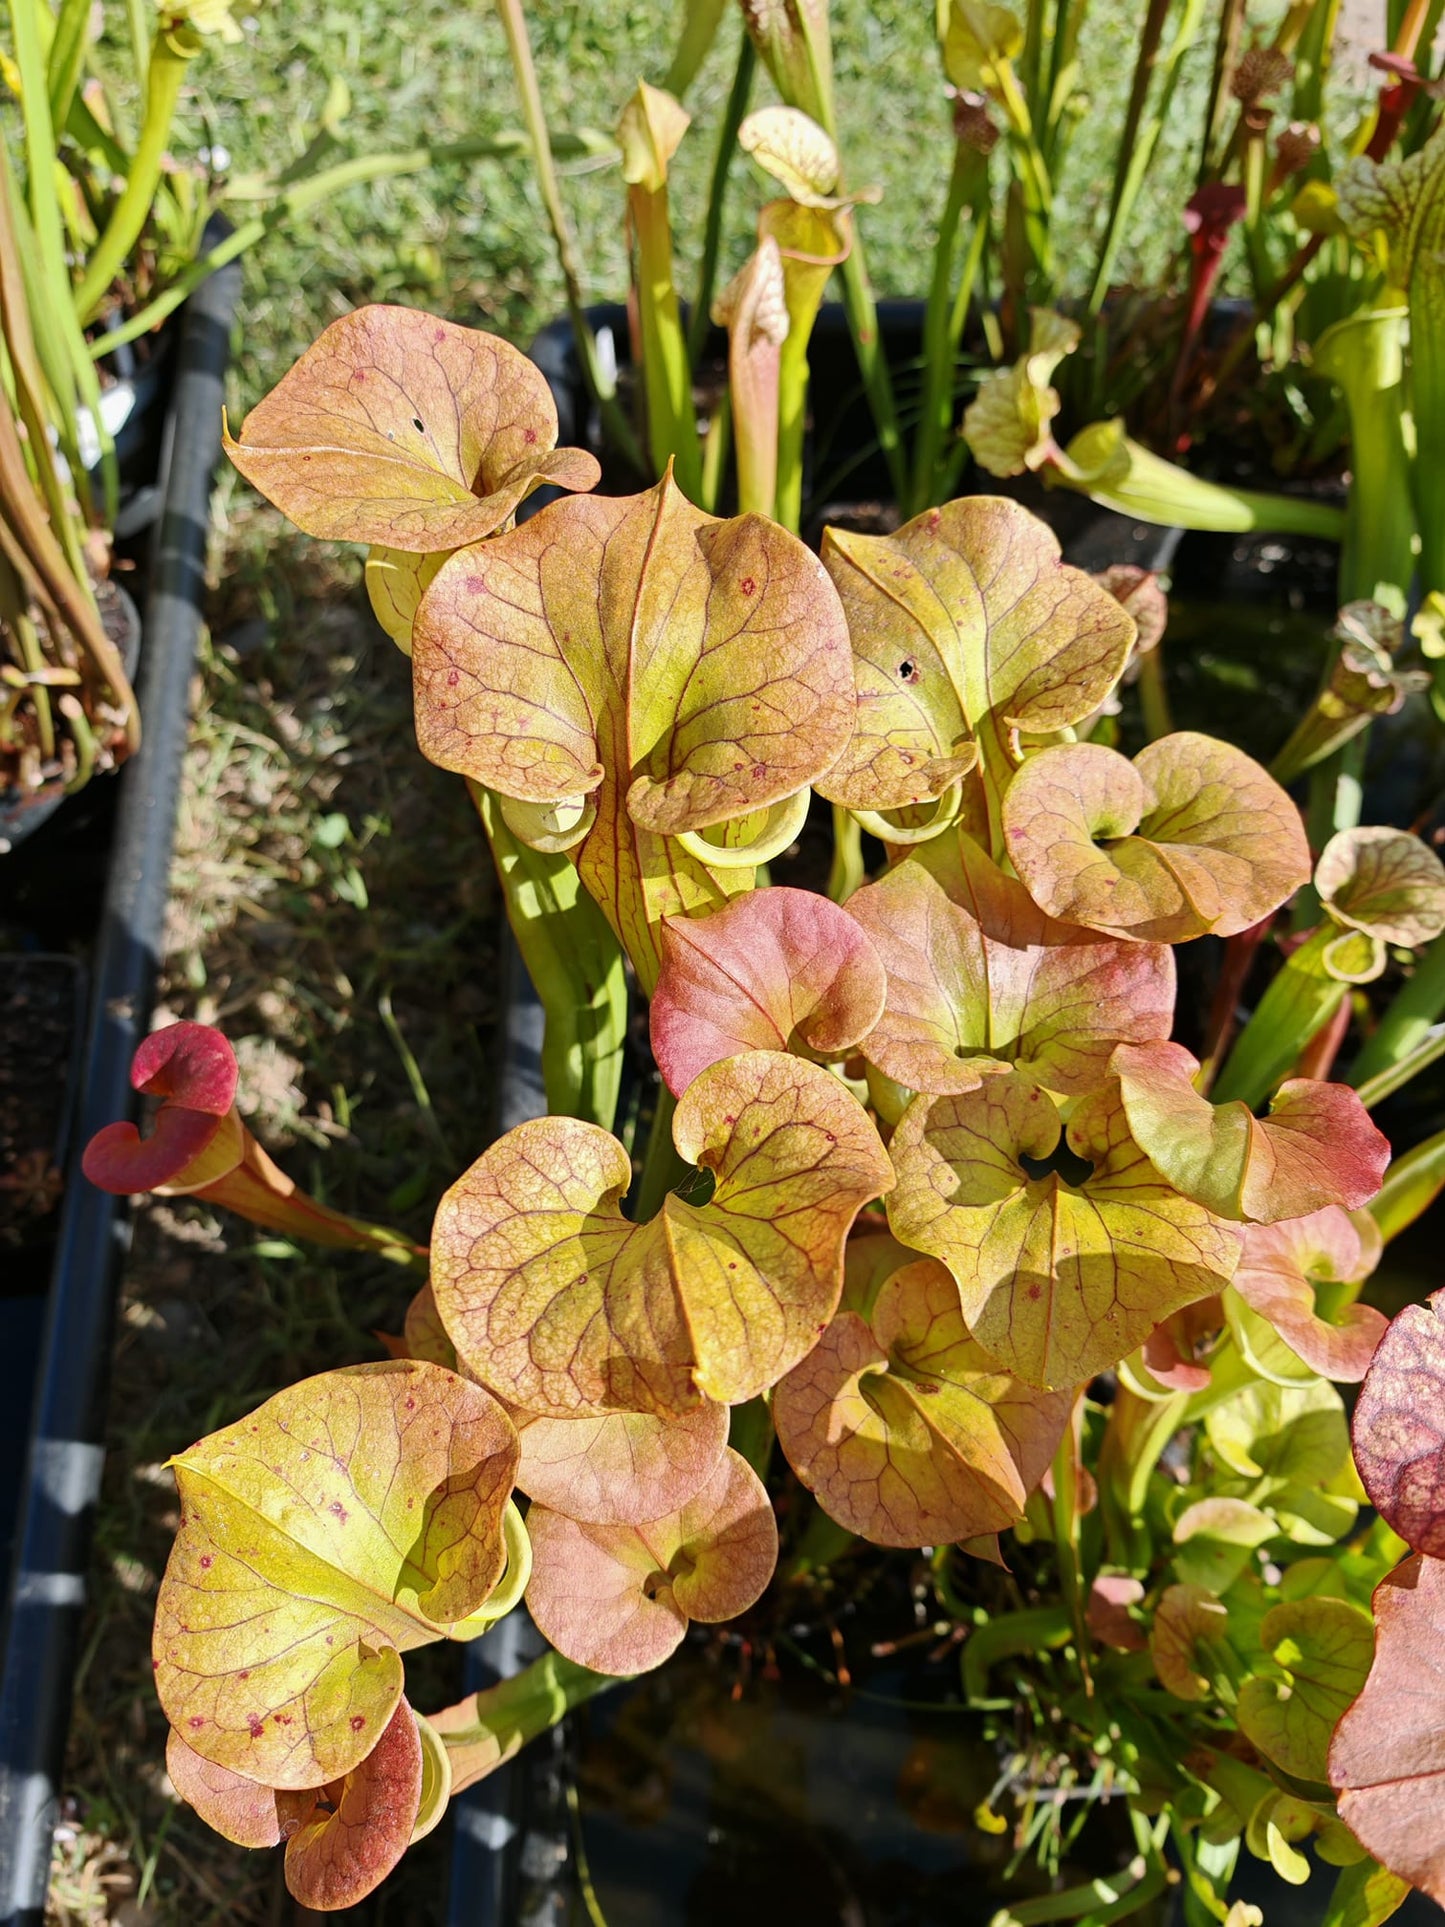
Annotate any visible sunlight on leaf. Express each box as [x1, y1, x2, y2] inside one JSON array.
[[1315, 826, 1445, 948], [773, 1258, 1070, 1545], [888, 1072, 1240, 1387], [1003, 735, 1309, 942], [1231, 1208, 1385, 1382], [818, 498, 1134, 821], [525, 1449, 777, 1674], [153, 1362, 518, 1788], [963, 310, 1080, 478], [515, 1402, 730, 1525], [1151, 1583, 1229, 1701], [1113, 1041, 1390, 1223], [1238, 1598, 1373, 1781], [278, 1696, 424, 1910], [431, 1050, 893, 1416], [847, 833, 1174, 1097], [651, 888, 886, 1096], [224, 306, 599, 550], [412, 474, 855, 987], [1352, 1288, 1445, 1556], [1330, 1553, 1445, 1906]]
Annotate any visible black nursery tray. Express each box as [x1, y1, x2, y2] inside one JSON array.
[[0, 246, 241, 1926]]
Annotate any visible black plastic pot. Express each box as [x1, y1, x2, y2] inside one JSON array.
[[0, 243, 240, 1926], [528, 299, 1185, 574]]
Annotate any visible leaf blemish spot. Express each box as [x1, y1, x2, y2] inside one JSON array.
[[350, 1715, 367, 1732], [898, 660, 918, 682], [247, 1714, 265, 1739], [741, 577, 756, 596]]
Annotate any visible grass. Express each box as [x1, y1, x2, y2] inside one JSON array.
[[51, 0, 1322, 1919], [161, 0, 1263, 404]]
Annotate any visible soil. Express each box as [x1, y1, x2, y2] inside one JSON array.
[[0, 954, 81, 1259]]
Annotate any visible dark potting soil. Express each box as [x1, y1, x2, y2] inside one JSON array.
[[0, 957, 82, 1265], [515, 1549, 1143, 1927]]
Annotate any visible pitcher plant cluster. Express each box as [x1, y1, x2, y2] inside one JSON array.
[[74, 296, 1445, 1920]]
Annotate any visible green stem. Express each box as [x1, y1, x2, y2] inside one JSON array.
[[1349, 930, 1445, 1088], [46, 0, 92, 135], [1292, 0, 1342, 121], [1353, 1023, 1445, 1108], [996, 1847, 1166, 1926], [1316, 308, 1414, 610], [774, 309, 811, 534], [909, 136, 979, 517], [494, 0, 644, 476], [58, 691, 95, 794], [1043, 0, 1089, 171], [663, 0, 729, 98], [1097, 1386, 1189, 1571], [1049, 1409, 1089, 1682], [827, 804, 865, 902], [699, 388, 730, 514], [1197, 0, 1246, 182], [1136, 645, 1173, 741], [687, 32, 755, 370], [631, 184, 701, 497], [122, 0, 150, 80], [1211, 925, 1345, 1107], [1368, 1124, 1445, 1241], [1086, 0, 1170, 313], [433, 1651, 620, 1797], [961, 1604, 1072, 1704], [4, 0, 111, 518], [471, 785, 627, 1130], [74, 32, 191, 321], [837, 237, 908, 503], [728, 1396, 774, 1479], [0, 552, 54, 759], [633, 1082, 689, 1222]]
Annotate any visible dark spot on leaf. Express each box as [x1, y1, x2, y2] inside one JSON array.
[[189, 1716, 205, 1729], [435, 327, 446, 342], [330, 1501, 349, 1524], [199, 1554, 212, 1569], [405, 1397, 416, 1410], [524, 427, 538, 444], [898, 660, 918, 683], [412, 417, 425, 433], [350, 1715, 367, 1732], [447, 668, 460, 687], [247, 1713, 265, 1739], [740, 577, 756, 596], [467, 576, 486, 594]]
